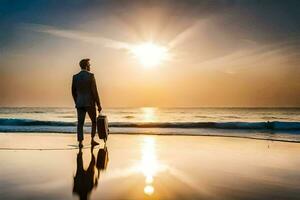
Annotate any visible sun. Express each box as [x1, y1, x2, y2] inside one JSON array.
[[130, 42, 169, 68]]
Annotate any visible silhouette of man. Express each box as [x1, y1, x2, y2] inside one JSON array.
[[72, 59, 101, 147], [73, 147, 97, 200], [72, 146, 109, 200]]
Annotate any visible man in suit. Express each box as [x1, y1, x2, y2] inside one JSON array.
[[72, 58, 101, 147]]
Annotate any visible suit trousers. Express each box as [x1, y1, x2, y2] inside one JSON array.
[[76, 106, 97, 141]]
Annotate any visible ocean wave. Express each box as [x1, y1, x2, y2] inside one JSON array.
[[0, 118, 300, 130], [0, 118, 75, 126], [124, 115, 135, 119]]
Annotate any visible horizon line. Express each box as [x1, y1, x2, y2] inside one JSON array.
[[0, 106, 300, 109]]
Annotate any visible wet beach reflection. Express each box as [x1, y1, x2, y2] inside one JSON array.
[[73, 146, 109, 200]]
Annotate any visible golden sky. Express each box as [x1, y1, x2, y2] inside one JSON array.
[[0, 1, 300, 107]]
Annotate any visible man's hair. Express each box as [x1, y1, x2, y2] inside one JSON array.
[[79, 58, 90, 69]]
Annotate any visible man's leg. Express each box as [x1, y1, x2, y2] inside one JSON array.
[[87, 106, 98, 144], [77, 108, 86, 142]]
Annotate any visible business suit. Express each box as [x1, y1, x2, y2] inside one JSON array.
[[72, 70, 101, 141]]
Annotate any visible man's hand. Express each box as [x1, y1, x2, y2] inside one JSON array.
[[98, 106, 102, 113]]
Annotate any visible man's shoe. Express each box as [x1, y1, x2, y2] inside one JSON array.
[[91, 140, 99, 146]]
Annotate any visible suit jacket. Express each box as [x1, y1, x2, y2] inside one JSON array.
[[72, 70, 101, 108]]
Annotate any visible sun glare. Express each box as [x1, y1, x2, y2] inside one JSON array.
[[130, 42, 169, 68]]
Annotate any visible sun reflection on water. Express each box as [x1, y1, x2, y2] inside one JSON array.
[[139, 137, 158, 196], [141, 107, 157, 122], [144, 185, 154, 195]]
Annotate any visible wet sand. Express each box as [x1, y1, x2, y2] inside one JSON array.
[[0, 133, 300, 200]]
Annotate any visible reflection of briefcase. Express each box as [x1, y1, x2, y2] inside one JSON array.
[[97, 115, 109, 141], [97, 147, 109, 170]]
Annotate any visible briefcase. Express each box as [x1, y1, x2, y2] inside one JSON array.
[[97, 115, 109, 141]]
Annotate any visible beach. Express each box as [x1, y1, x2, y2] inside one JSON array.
[[2, 0, 300, 199], [0, 133, 300, 200]]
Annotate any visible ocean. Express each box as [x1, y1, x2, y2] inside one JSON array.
[[0, 107, 300, 142]]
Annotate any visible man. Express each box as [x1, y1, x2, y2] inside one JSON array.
[[72, 58, 101, 147]]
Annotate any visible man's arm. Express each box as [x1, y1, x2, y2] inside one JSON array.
[[71, 76, 77, 104], [91, 74, 101, 111]]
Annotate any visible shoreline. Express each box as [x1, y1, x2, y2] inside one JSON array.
[[1, 131, 300, 144]]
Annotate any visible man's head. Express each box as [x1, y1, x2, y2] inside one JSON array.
[[79, 58, 90, 71]]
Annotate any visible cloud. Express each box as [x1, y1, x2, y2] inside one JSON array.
[[197, 37, 300, 74], [168, 20, 205, 49], [26, 23, 132, 50]]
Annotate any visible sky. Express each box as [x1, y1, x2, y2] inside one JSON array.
[[0, 0, 300, 107]]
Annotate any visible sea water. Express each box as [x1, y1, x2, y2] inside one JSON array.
[[0, 107, 300, 142]]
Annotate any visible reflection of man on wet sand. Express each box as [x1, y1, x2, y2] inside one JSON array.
[[73, 147, 97, 200], [73, 147, 109, 200]]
